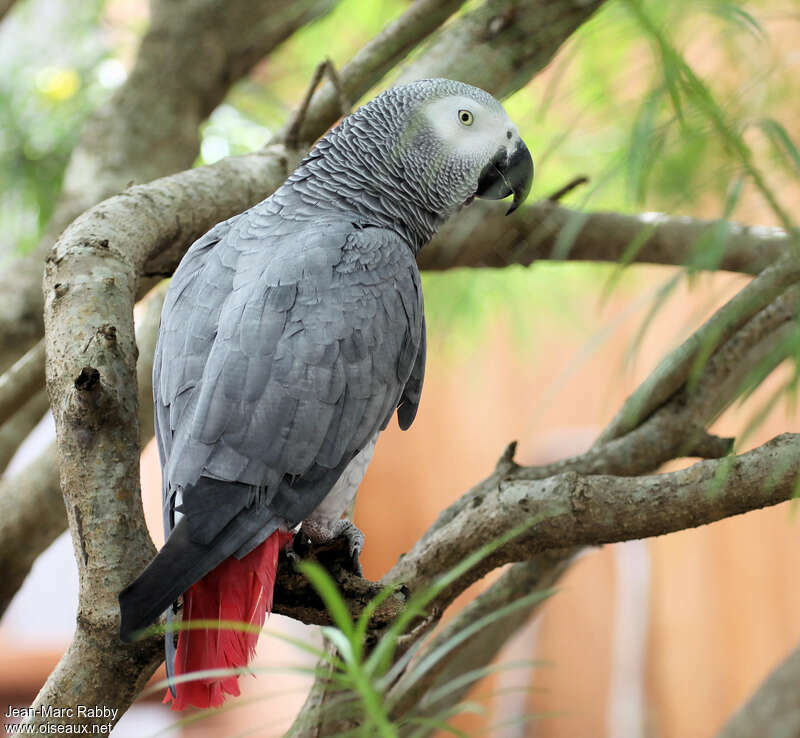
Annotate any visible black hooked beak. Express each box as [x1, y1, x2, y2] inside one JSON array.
[[475, 140, 534, 215]]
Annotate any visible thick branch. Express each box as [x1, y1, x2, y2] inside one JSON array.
[[383, 433, 800, 614], [0, 286, 164, 621], [0, 442, 62, 617], [423, 202, 791, 275], [394, 0, 606, 99], [0, 0, 336, 371]]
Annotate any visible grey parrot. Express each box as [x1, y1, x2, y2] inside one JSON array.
[[118, 78, 533, 710]]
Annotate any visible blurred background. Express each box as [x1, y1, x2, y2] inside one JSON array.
[[1, 0, 799, 736]]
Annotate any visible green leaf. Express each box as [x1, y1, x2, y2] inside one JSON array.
[[297, 560, 356, 640], [354, 582, 403, 664], [321, 626, 357, 664], [757, 117, 800, 177], [402, 590, 554, 694], [421, 660, 543, 710], [706, 1, 765, 39]]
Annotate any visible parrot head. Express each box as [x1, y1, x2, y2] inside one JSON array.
[[291, 78, 533, 248], [404, 79, 534, 215], [366, 78, 534, 217]]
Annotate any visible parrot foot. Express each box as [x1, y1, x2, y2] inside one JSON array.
[[293, 518, 364, 576]]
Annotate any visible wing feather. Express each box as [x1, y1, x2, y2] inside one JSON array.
[[155, 214, 426, 528]]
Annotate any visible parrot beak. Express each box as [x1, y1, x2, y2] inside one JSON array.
[[475, 140, 534, 215]]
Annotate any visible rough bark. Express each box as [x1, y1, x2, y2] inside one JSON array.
[[0, 285, 164, 620], [422, 201, 792, 275], [395, 0, 605, 98]]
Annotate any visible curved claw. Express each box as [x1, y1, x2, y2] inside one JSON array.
[[300, 518, 364, 576], [284, 538, 302, 567], [328, 519, 364, 576]]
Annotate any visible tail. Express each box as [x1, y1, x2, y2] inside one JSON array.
[[164, 529, 293, 710]]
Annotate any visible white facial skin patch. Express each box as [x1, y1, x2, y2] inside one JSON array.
[[422, 95, 518, 160]]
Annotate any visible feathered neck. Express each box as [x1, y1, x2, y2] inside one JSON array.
[[274, 103, 450, 254]]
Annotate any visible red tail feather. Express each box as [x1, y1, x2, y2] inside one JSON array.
[[164, 529, 293, 710]]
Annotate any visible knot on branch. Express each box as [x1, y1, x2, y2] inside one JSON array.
[[67, 366, 118, 446], [487, 8, 515, 37], [565, 471, 590, 529], [74, 366, 100, 392], [687, 432, 735, 459], [495, 440, 520, 476]]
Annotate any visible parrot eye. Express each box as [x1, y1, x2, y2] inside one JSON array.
[[458, 109, 474, 126]]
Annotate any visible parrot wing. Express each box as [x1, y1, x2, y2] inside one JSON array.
[[157, 214, 425, 540]]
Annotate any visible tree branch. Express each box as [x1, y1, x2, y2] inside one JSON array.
[[382, 433, 800, 618], [596, 255, 800, 445], [0, 0, 337, 372], [0, 0, 15, 24], [387, 549, 579, 726], [0, 340, 45, 427], [394, 0, 606, 99], [277, 0, 468, 146], [0, 285, 164, 620], [0, 390, 48, 475], [0, 442, 63, 618], [421, 201, 792, 275], [716, 643, 800, 738]]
